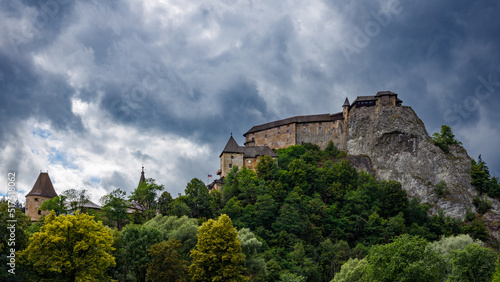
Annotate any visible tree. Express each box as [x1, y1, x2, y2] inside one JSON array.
[[368, 234, 446, 282], [185, 178, 212, 218], [448, 243, 498, 281], [332, 258, 370, 282], [39, 195, 68, 215], [18, 211, 115, 281], [238, 228, 267, 279], [63, 188, 90, 213], [100, 188, 129, 228], [146, 239, 189, 282], [432, 125, 462, 153], [120, 224, 163, 281], [158, 191, 173, 216], [143, 215, 199, 259], [130, 178, 164, 212], [189, 214, 248, 281], [0, 199, 31, 280]]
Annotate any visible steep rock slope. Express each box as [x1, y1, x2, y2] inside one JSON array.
[[345, 106, 500, 231]]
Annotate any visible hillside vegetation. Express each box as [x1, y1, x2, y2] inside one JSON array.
[[3, 142, 500, 281]]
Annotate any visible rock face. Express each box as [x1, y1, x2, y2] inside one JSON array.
[[345, 106, 500, 235]]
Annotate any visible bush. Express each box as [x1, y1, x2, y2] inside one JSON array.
[[432, 125, 462, 153]]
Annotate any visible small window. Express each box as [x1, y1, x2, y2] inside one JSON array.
[[278, 131, 280, 134], [264, 144, 267, 146], [287, 130, 289, 133], [252, 137, 255, 141], [319, 127, 322, 131], [38, 210, 41, 215], [333, 127, 335, 130], [303, 128, 306, 132], [287, 139, 289, 142], [248, 160, 251, 163], [231, 155, 234, 159], [229, 164, 232, 168], [35, 198, 38, 201], [265, 134, 267, 138]]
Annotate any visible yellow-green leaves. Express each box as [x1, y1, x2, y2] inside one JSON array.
[[19, 211, 115, 281], [189, 214, 248, 281]]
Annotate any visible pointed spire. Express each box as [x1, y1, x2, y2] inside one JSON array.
[[220, 135, 243, 157], [343, 97, 350, 107], [26, 172, 58, 198], [139, 166, 146, 186]]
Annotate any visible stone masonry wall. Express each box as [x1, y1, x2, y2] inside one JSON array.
[[25, 195, 52, 221]]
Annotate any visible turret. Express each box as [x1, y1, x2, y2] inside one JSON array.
[[342, 97, 350, 120], [25, 172, 58, 221]]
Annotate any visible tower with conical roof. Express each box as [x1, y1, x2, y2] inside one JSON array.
[[25, 172, 58, 221]]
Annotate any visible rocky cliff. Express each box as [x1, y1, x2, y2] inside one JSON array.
[[345, 106, 500, 237]]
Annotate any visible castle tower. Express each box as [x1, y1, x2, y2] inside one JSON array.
[[25, 172, 58, 221], [342, 97, 350, 120], [219, 135, 244, 178]]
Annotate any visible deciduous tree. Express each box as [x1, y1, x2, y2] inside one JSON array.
[[189, 214, 248, 281], [19, 211, 115, 281]]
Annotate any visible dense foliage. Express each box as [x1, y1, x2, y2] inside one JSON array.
[[10, 142, 500, 281], [18, 211, 115, 281], [432, 125, 462, 153]]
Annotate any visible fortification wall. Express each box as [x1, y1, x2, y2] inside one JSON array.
[[243, 157, 259, 171], [296, 120, 344, 150], [25, 195, 52, 221], [245, 123, 296, 149]]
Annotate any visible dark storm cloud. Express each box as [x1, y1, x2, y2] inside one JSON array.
[[2, 0, 500, 196]]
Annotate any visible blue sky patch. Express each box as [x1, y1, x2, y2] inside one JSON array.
[[48, 147, 78, 170]]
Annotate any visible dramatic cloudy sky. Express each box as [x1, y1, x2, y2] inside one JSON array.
[[1, 0, 499, 204]]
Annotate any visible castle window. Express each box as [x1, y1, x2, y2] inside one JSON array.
[[319, 127, 322, 131], [38, 210, 41, 215], [231, 155, 234, 159], [229, 164, 232, 168], [265, 134, 267, 138], [278, 131, 280, 134], [303, 128, 306, 132], [287, 130, 290, 133], [35, 198, 38, 201], [252, 137, 255, 141], [248, 160, 251, 164], [333, 127, 335, 130], [287, 139, 289, 142]]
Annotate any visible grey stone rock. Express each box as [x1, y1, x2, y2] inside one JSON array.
[[345, 106, 500, 237]]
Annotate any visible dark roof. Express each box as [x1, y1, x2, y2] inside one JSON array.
[[352, 96, 376, 103], [220, 136, 278, 158], [26, 172, 58, 198], [243, 146, 278, 158], [222, 136, 242, 154], [64, 200, 101, 210], [375, 90, 397, 97], [343, 97, 350, 107], [244, 113, 344, 136]]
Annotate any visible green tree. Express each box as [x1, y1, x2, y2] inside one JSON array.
[[189, 214, 248, 281], [238, 228, 267, 279], [63, 188, 91, 213], [146, 239, 188, 282], [39, 195, 68, 215], [19, 211, 115, 281], [158, 191, 173, 216], [100, 188, 129, 228], [332, 258, 370, 282], [448, 243, 498, 281], [256, 155, 279, 182], [0, 199, 31, 280], [185, 178, 212, 218], [120, 223, 163, 281], [130, 178, 164, 212], [432, 125, 462, 153], [368, 234, 446, 282], [143, 215, 199, 259]]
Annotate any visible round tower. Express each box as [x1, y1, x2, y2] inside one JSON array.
[[25, 172, 58, 221]]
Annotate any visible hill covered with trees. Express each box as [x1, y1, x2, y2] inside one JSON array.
[[3, 142, 500, 281]]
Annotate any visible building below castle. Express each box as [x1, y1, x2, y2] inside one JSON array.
[[210, 91, 402, 191]]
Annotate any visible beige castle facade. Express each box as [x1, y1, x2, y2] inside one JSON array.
[[25, 172, 59, 221], [244, 91, 402, 151], [210, 91, 402, 191]]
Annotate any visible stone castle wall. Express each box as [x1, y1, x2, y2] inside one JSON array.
[[25, 195, 52, 221], [245, 123, 296, 149], [295, 120, 344, 150], [220, 153, 244, 177]]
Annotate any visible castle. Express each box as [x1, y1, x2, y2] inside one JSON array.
[[211, 91, 402, 189]]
